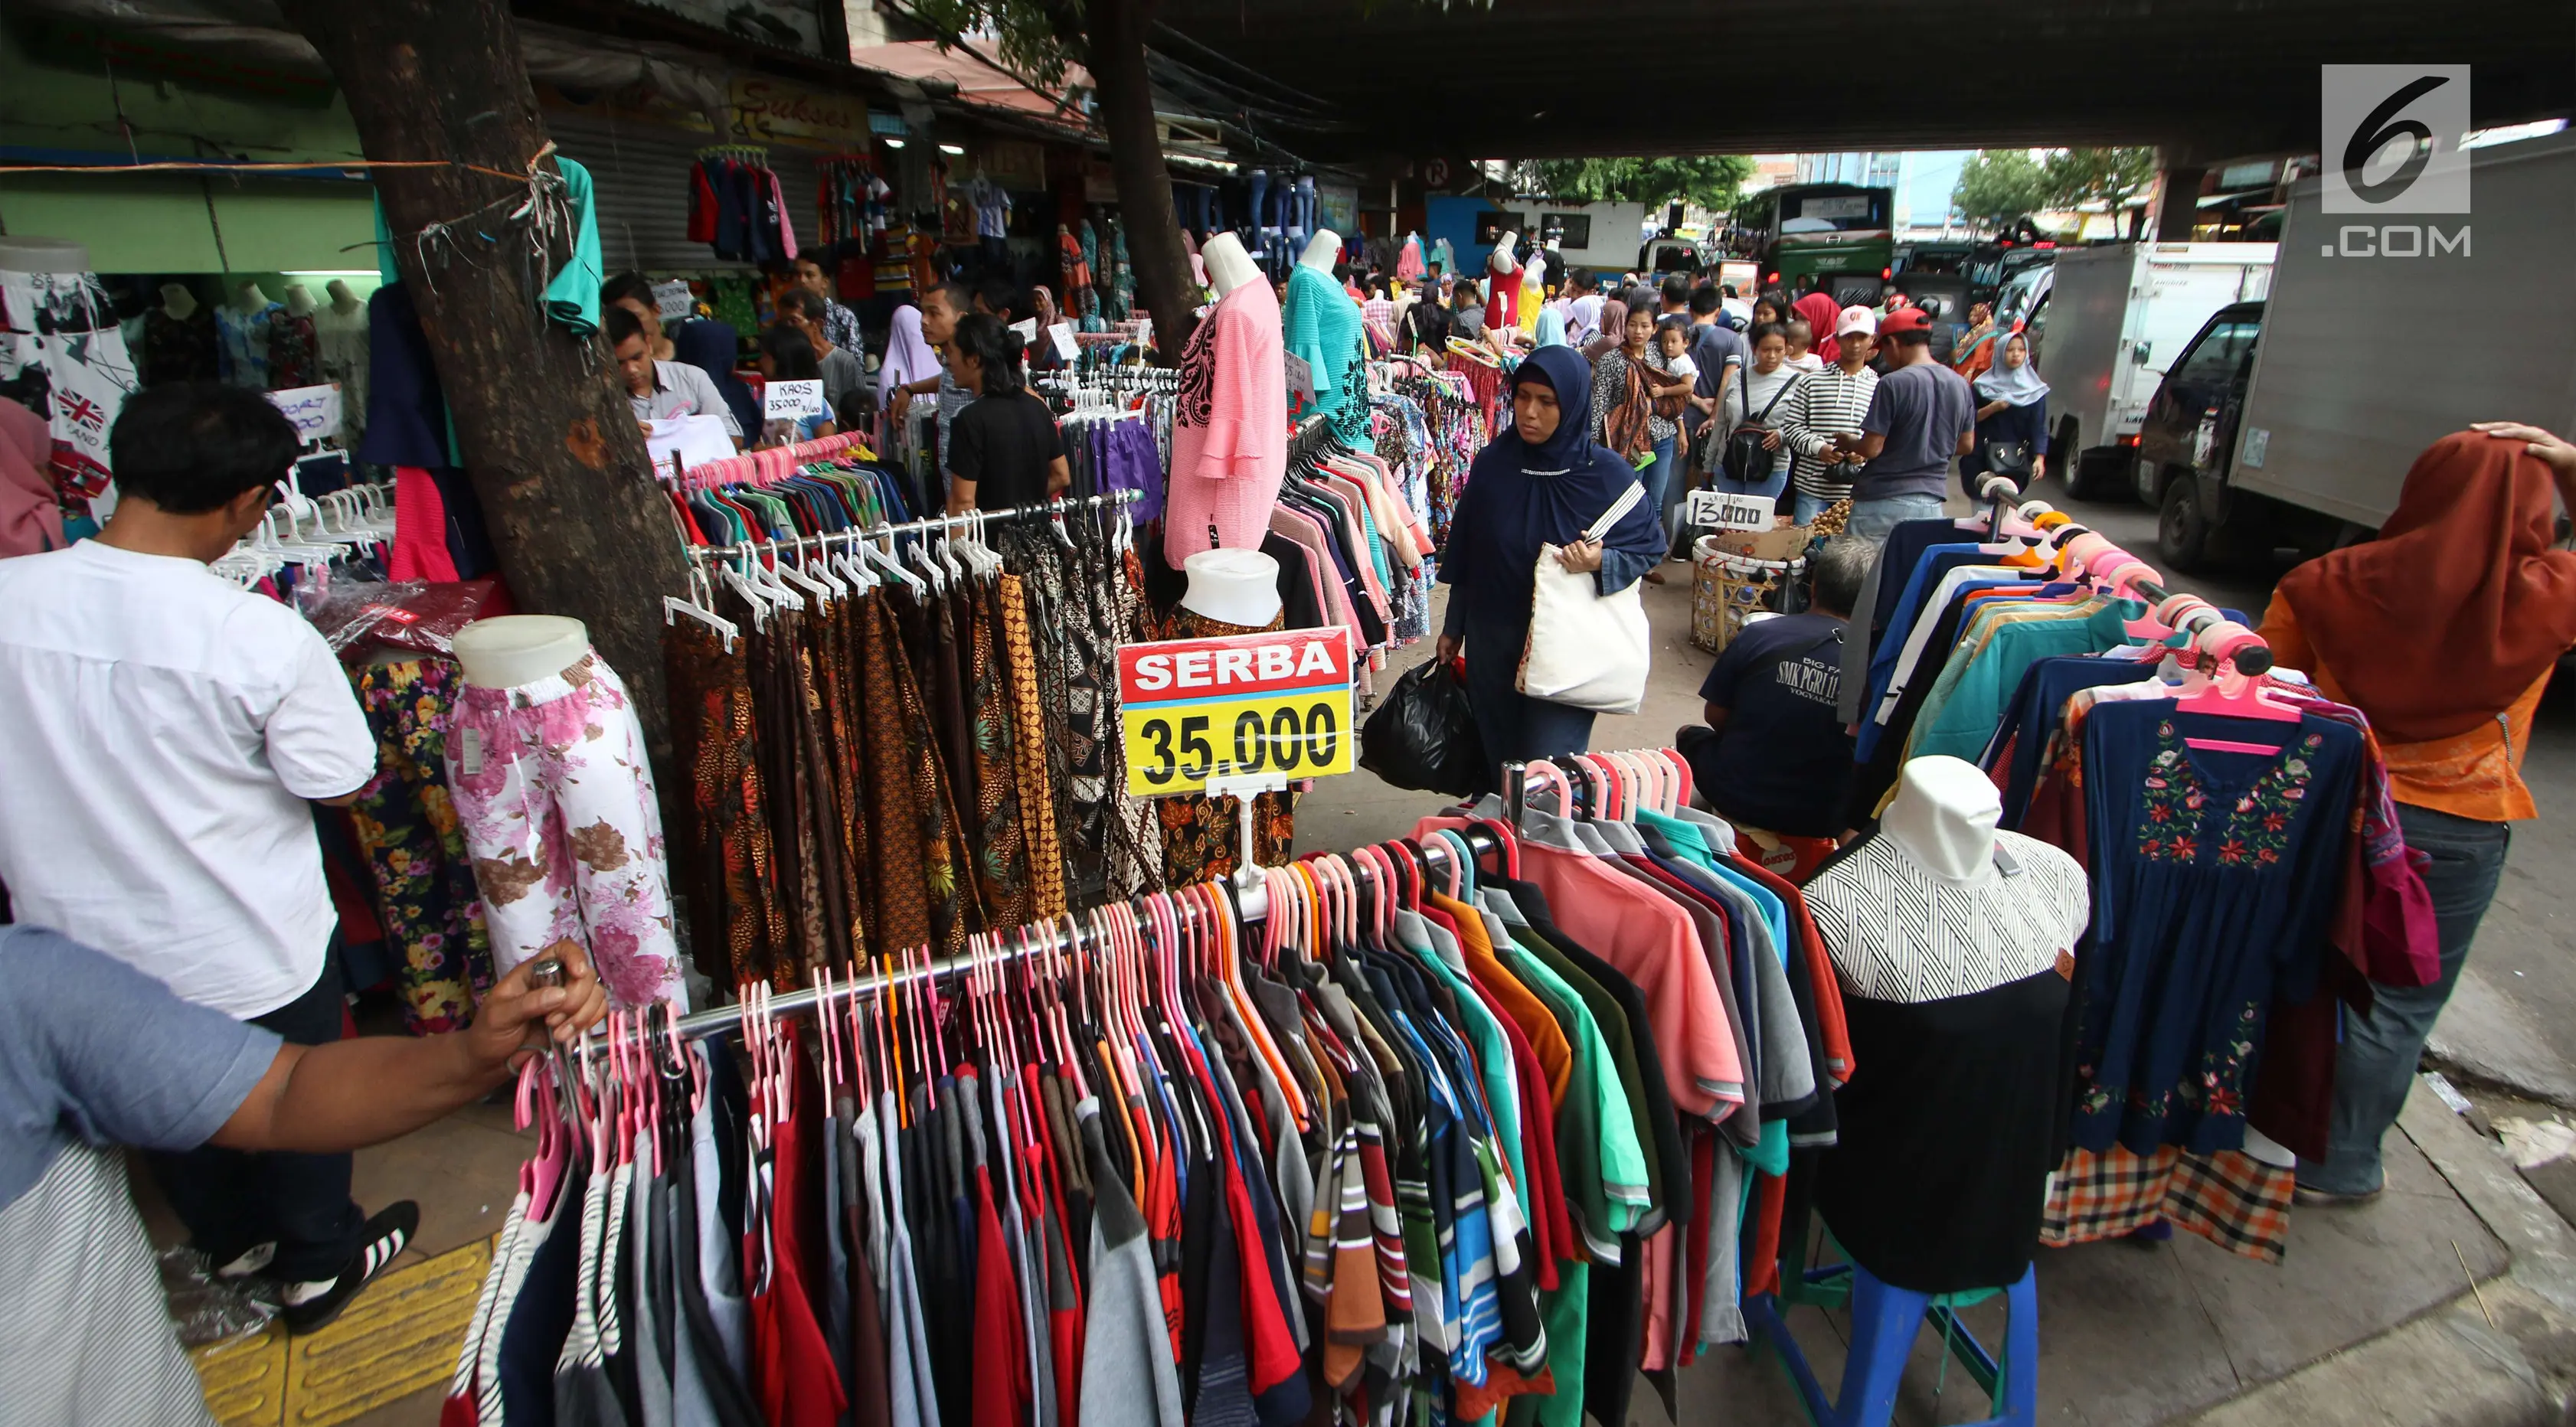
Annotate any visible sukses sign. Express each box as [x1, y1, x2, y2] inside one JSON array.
[[1119, 629, 1355, 795]]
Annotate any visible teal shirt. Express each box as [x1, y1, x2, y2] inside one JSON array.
[[1911, 598, 2144, 762], [1283, 264, 1368, 444], [540, 156, 605, 340]]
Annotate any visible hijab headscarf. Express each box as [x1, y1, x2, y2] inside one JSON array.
[[1582, 297, 1629, 361], [1532, 307, 1570, 349], [2275, 431, 2576, 742], [878, 303, 941, 407], [1437, 345, 1664, 630], [0, 397, 62, 559], [669, 318, 762, 438], [1793, 291, 1845, 364], [1973, 334, 2050, 407]]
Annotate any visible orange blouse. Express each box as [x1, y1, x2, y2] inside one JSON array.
[[2257, 590, 2547, 822]]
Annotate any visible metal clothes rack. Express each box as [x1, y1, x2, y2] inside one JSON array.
[[1976, 475, 2274, 675], [630, 821, 1500, 1043], [679, 487, 1140, 567]]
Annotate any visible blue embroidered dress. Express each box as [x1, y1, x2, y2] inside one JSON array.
[[2074, 702, 2362, 1154]]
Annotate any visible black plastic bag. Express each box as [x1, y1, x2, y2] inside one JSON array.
[[1362, 658, 1488, 797]]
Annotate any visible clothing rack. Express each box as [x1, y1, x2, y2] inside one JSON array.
[[1979, 477, 2277, 676], [613, 821, 1500, 1043], [679, 487, 1141, 564]]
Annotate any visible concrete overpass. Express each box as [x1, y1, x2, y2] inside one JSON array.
[[1149, 0, 2575, 165]]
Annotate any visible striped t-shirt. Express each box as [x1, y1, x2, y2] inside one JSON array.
[[1780, 365, 1880, 502]]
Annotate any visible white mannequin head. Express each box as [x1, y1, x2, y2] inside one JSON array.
[[284, 282, 316, 316], [1297, 230, 1342, 271], [159, 282, 198, 320], [236, 280, 272, 310], [1202, 233, 1260, 297], [325, 278, 361, 312], [1881, 756, 2002, 883], [1492, 230, 1518, 266]]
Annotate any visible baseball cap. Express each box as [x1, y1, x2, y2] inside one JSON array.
[[1836, 306, 1878, 338], [1878, 307, 1932, 336]]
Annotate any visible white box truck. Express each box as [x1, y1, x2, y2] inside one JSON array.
[[2042, 241, 2275, 498], [2136, 129, 2576, 567]]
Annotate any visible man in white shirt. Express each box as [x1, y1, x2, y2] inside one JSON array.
[[0, 381, 412, 1331], [610, 305, 744, 444]]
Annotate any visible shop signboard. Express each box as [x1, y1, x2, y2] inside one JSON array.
[[1119, 628, 1355, 795], [728, 74, 869, 148], [654, 0, 828, 57]]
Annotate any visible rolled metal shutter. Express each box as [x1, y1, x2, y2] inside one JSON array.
[[544, 106, 825, 273]]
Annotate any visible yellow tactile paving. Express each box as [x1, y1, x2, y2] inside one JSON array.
[[195, 1237, 491, 1427]]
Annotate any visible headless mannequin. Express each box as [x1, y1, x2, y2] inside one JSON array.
[[236, 281, 273, 312], [284, 283, 317, 318], [160, 283, 198, 321], [1519, 249, 1546, 332], [454, 615, 590, 691], [325, 279, 362, 315], [1297, 230, 1342, 272], [1203, 232, 1260, 298], [1180, 549, 1283, 629], [1486, 233, 1520, 329], [1879, 755, 2003, 883]]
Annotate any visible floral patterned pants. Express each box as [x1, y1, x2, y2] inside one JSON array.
[[446, 652, 686, 1009]]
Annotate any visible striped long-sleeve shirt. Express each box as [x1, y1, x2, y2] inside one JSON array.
[[1779, 364, 1881, 502]]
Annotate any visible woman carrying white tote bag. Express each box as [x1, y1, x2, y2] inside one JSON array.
[[1436, 346, 1672, 782]]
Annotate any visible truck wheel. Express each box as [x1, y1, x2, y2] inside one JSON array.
[[2065, 447, 2127, 502], [2159, 472, 2210, 571]]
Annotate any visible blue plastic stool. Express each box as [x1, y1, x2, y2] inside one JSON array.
[[1745, 1258, 2038, 1427]]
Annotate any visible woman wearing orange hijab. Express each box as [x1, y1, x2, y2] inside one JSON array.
[[2260, 423, 2576, 1203]]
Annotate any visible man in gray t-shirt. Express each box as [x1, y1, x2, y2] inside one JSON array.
[[1847, 308, 1976, 540], [0, 925, 605, 1424]]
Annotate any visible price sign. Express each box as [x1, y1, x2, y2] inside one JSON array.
[[1685, 488, 1776, 531], [1120, 628, 1354, 795], [1049, 322, 1078, 360], [763, 379, 825, 420], [652, 279, 695, 322], [1009, 318, 1037, 345], [265, 384, 342, 446], [647, 414, 737, 475], [1283, 351, 1316, 403]]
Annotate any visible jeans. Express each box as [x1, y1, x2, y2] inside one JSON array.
[[1637, 435, 1677, 534], [2300, 803, 2512, 1195], [1845, 492, 1947, 543], [147, 956, 364, 1281], [1793, 491, 1844, 525]]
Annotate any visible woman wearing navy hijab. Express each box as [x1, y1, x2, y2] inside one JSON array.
[[1437, 345, 1668, 780]]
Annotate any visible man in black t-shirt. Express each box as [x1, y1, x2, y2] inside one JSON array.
[[1678, 535, 1872, 838]]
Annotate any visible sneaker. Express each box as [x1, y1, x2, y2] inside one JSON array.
[[213, 1242, 276, 1281], [2293, 1184, 2383, 1208], [280, 1200, 418, 1334]]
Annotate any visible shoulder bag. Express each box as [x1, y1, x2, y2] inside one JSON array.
[[1518, 478, 1652, 714], [1717, 366, 1800, 485]]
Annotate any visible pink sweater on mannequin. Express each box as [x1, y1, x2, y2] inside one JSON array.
[[1162, 277, 1287, 567]]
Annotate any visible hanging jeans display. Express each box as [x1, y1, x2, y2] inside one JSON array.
[[446, 651, 687, 1009]]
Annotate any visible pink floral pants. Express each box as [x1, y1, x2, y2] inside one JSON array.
[[446, 652, 687, 1009]]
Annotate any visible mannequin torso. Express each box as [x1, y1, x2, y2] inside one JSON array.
[[454, 615, 591, 690], [1179, 550, 1283, 629], [1203, 232, 1260, 297], [1297, 230, 1342, 272]]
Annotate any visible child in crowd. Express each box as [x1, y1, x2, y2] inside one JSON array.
[[1783, 319, 1826, 373]]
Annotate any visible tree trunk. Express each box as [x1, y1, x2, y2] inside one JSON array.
[[1083, 0, 1201, 360], [280, 0, 689, 753]]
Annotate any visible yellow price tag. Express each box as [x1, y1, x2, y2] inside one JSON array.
[[1122, 690, 1352, 796], [1117, 628, 1355, 797]]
